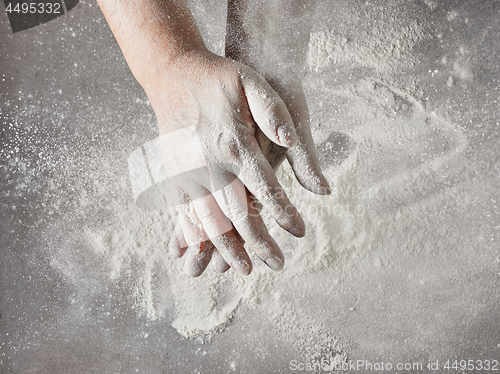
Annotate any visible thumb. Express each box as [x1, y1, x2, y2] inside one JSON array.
[[240, 69, 299, 148]]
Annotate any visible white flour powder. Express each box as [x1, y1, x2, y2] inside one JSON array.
[[4, 2, 498, 372], [35, 13, 472, 360], [70, 77, 467, 365], [17, 4, 473, 365], [307, 20, 426, 71]]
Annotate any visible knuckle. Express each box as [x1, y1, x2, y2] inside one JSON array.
[[262, 100, 279, 120], [226, 208, 249, 226], [195, 208, 219, 227], [217, 130, 248, 165], [217, 131, 238, 158], [254, 184, 285, 206]]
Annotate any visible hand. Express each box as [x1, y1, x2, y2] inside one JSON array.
[[96, 0, 329, 277], [149, 49, 307, 276], [225, 0, 329, 197]]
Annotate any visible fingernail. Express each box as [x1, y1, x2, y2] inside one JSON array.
[[265, 256, 283, 271], [289, 225, 306, 237], [320, 175, 332, 195], [277, 122, 298, 147], [188, 243, 204, 255], [290, 212, 306, 237], [232, 260, 251, 275], [168, 234, 183, 258]]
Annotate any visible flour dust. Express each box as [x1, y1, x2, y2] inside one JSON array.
[[41, 74, 468, 369]]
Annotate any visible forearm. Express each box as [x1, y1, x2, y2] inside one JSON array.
[[96, 0, 207, 90]]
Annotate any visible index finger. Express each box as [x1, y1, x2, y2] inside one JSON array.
[[234, 136, 306, 237], [240, 68, 299, 148]]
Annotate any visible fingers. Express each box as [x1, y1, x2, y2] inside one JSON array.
[[184, 183, 234, 239], [168, 205, 227, 276], [172, 186, 208, 246], [211, 176, 285, 271], [182, 182, 253, 275], [234, 136, 306, 237], [282, 88, 331, 195], [211, 247, 231, 273], [183, 241, 215, 277], [240, 191, 285, 271], [240, 69, 299, 148], [168, 186, 227, 277], [171, 179, 285, 275], [242, 67, 330, 195], [211, 230, 252, 275], [287, 143, 331, 195], [167, 187, 191, 258], [168, 222, 187, 258], [169, 182, 253, 276], [170, 219, 229, 276]]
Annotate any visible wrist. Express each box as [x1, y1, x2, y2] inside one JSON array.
[[142, 48, 218, 115], [136, 45, 210, 97], [97, 0, 208, 90]]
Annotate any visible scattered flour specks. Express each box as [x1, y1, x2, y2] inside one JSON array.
[[46, 78, 470, 367], [307, 20, 427, 71]]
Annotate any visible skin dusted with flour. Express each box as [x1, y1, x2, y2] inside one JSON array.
[[96, 0, 330, 276]]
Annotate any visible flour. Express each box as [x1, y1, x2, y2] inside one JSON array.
[[423, 0, 439, 11], [4, 31, 468, 367], [39, 74, 466, 369], [307, 20, 427, 71], [5, 4, 469, 366]]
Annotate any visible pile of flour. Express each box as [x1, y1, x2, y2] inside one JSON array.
[[26, 2, 473, 365], [42, 6, 472, 364], [66, 74, 467, 366], [1, 71, 471, 366], [307, 16, 427, 71]]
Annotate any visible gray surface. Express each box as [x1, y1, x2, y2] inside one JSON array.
[[1, 0, 500, 373]]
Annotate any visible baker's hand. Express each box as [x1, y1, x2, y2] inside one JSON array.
[[149, 49, 307, 276], [263, 75, 331, 196], [165, 74, 332, 277]]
